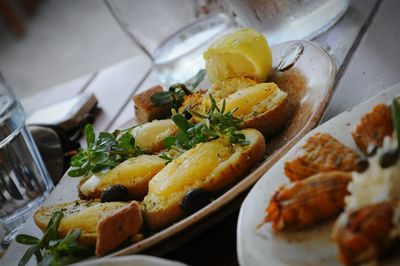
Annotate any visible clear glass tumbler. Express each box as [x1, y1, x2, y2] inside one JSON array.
[[224, 0, 349, 45], [105, 0, 235, 86], [0, 73, 53, 245]]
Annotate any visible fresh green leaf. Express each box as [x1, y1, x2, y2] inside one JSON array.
[[172, 113, 192, 133], [191, 69, 206, 90], [18, 245, 41, 266], [16, 234, 39, 245], [68, 124, 143, 177], [391, 98, 400, 147], [164, 136, 177, 149], [84, 124, 95, 148], [150, 91, 172, 106]]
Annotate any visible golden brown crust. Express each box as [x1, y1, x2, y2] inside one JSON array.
[[266, 171, 351, 231], [34, 200, 143, 256], [142, 129, 266, 231], [352, 103, 393, 155], [242, 97, 289, 137], [96, 201, 143, 256], [133, 85, 171, 124], [284, 132, 360, 182]]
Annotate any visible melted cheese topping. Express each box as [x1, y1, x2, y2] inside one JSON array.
[[148, 139, 233, 196]]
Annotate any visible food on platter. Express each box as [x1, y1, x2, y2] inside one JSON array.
[[261, 99, 400, 265], [265, 171, 351, 231], [346, 134, 400, 210], [34, 200, 142, 256], [208, 77, 258, 99], [332, 200, 400, 266], [78, 155, 167, 200], [352, 103, 393, 155], [230, 83, 288, 137], [284, 132, 360, 181], [133, 85, 171, 123], [129, 119, 178, 153], [142, 128, 265, 230], [17, 28, 291, 265]]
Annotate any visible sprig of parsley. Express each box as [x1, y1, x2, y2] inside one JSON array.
[[164, 94, 249, 152], [150, 69, 206, 110], [68, 124, 142, 177], [16, 211, 92, 266]]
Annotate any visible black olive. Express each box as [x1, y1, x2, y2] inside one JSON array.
[[355, 159, 369, 173], [180, 188, 212, 214], [101, 185, 129, 202], [183, 109, 193, 120], [379, 148, 399, 168]]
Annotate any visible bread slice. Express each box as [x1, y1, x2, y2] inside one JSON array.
[[34, 200, 142, 256], [284, 132, 360, 181], [133, 85, 171, 124], [141, 128, 266, 230], [78, 154, 167, 200]]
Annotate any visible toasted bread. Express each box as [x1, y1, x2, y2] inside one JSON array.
[[284, 133, 360, 181], [133, 85, 171, 123], [141, 129, 265, 230], [33, 200, 142, 256], [78, 155, 167, 200], [352, 103, 393, 155]]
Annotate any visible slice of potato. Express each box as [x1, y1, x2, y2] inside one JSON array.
[[34, 200, 142, 256], [79, 154, 167, 200], [130, 119, 178, 153], [142, 128, 266, 230], [133, 85, 171, 123], [222, 82, 289, 137]]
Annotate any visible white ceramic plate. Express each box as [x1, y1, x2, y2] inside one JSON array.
[[1, 40, 336, 265], [72, 255, 186, 266], [237, 84, 400, 266]]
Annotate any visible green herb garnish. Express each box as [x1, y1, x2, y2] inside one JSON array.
[[150, 69, 206, 109], [391, 98, 400, 147], [68, 124, 142, 177], [16, 211, 92, 266], [164, 95, 249, 151]]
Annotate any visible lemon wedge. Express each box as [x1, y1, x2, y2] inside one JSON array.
[[203, 28, 272, 83]]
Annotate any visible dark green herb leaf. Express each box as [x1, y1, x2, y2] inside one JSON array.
[[150, 91, 172, 106], [166, 95, 248, 150], [84, 124, 95, 148], [391, 98, 400, 147], [191, 69, 206, 90], [18, 245, 41, 266], [68, 125, 143, 177], [16, 234, 39, 245], [172, 113, 192, 133], [164, 136, 177, 149]]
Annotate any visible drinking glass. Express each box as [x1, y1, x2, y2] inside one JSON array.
[[224, 0, 349, 45], [105, 0, 235, 86], [0, 73, 53, 245]]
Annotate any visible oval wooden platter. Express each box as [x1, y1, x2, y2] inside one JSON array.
[[2, 40, 336, 265]]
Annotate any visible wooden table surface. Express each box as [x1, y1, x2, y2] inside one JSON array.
[[11, 0, 400, 265]]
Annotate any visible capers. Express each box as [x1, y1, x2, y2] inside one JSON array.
[[180, 188, 212, 214], [379, 148, 399, 168], [355, 159, 369, 173], [100, 184, 129, 203]]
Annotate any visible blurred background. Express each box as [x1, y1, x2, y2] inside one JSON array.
[[0, 0, 141, 98]]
